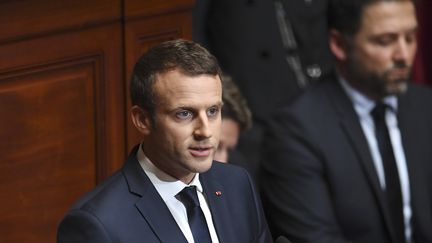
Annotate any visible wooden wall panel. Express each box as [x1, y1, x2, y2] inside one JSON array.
[[0, 61, 96, 243], [0, 23, 125, 242], [0, 0, 122, 44], [124, 0, 194, 19], [124, 11, 193, 150]]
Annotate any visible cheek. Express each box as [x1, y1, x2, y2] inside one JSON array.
[[362, 46, 394, 68], [159, 124, 191, 147], [408, 44, 417, 63], [221, 120, 240, 144], [226, 133, 239, 148], [220, 128, 239, 149]]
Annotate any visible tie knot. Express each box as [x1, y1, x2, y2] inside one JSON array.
[[371, 102, 388, 122], [178, 186, 200, 208]]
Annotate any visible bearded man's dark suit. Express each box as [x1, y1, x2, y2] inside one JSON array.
[[58, 146, 272, 243], [260, 76, 432, 243]]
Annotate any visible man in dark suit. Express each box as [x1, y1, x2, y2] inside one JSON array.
[[261, 0, 432, 242], [193, 0, 333, 182], [57, 39, 272, 243]]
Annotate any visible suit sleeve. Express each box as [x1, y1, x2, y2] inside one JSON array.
[[57, 209, 113, 243], [260, 111, 351, 243]]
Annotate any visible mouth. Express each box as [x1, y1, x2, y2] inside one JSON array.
[[189, 146, 213, 157], [387, 68, 411, 81]]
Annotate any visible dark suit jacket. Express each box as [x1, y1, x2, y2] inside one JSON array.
[[58, 146, 272, 243], [260, 77, 432, 243]]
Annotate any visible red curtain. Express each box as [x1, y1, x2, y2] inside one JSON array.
[[413, 1, 432, 86]]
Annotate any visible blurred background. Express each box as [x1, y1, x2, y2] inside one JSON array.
[[0, 0, 430, 242]]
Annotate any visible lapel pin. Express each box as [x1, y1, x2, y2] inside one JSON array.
[[215, 191, 222, 196]]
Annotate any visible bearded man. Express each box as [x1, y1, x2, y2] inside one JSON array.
[[261, 0, 432, 242]]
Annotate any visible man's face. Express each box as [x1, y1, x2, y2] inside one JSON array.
[[214, 118, 240, 163], [143, 70, 222, 183], [342, 1, 417, 99]]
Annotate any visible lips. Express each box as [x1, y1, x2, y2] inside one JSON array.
[[388, 68, 410, 80], [189, 146, 213, 157]]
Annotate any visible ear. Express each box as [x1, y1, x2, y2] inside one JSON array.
[[329, 29, 348, 61], [131, 105, 153, 135]]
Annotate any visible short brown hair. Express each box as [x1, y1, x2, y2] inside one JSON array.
[[130, 39, 221, 121]]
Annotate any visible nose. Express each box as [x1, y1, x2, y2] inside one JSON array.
[[393, 38, 415, 64], [193, 113, 212, 140]]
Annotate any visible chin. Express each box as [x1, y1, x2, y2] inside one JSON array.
[[186, 158, 213, 174], [203, 157, 214, 167], [385, 81, 408, 96]]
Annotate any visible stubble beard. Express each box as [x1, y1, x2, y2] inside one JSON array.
[[345, 58, 410, 100]]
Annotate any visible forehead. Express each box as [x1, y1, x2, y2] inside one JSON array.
[[360, 1, 417, 34], [154, 69, 222, 108]]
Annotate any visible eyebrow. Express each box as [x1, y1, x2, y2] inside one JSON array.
[[174, 101, 223, 111]]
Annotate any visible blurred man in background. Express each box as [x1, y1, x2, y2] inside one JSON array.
[[261, 0, 432, 242], [215, 74, 252, 163]]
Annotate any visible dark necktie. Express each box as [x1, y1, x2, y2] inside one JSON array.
[[178, 186, 212, 243], [371, 103, 405, 242]]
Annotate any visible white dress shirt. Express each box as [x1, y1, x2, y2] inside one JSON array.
[[339, 78, 412, 243], [137, 145, 220, 243]]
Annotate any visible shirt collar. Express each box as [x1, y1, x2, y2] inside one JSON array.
[[136, 143, 203, 202]]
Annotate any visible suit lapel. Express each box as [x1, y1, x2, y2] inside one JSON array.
[[326, 81, 396, 241], [200, 165, 234, 243], [135, 192, 187, 242], [122, 147, 188, 243]]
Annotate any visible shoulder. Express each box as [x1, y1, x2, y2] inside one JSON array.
[[58, 170, 129, 242], [66, 169, 134, 218], [402, 84, 432, 114], [270, 78, 340, 129], [291, 78, 339, 112], [402, 83, 432, 121], [405, 83, 432, 103]]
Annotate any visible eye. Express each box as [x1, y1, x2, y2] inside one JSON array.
[[405, 33, 417, 44], [373, 35, 395, 46], [175, 110, 193, 120], [207, 106, 220, 117]]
